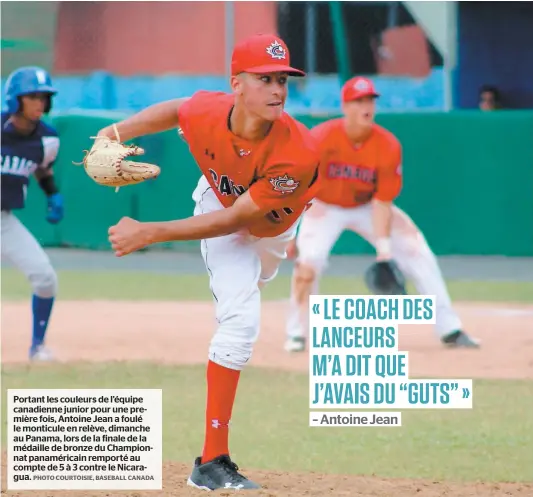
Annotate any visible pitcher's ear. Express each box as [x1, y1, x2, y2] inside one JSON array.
[[231, 74, 246, 96]]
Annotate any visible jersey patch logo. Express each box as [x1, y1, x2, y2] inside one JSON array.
[[270, 174, 299, 194], [266, 40, 286, 60]]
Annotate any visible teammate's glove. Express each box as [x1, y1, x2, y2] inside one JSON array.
[[74, 125, 160, 189], [46, 192, 64, 224], [364, 260, 407, 295]]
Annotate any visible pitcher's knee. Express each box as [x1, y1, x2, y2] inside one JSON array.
[[30, 266, 58, 298], [208, 321, 260, 371], [209, 338, 255, 371]]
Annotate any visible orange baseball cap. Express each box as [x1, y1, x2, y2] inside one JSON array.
[[342, 76, 380, 102], [231, 34, 306, 77]]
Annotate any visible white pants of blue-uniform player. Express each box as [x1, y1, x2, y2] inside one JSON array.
[[1, 210, 58, 359]]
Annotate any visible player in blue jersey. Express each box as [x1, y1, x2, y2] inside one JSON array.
[[1, 66, 64, 361]]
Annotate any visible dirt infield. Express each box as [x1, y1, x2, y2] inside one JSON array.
[[2, 463, 533, 497], [2, 300, 533, 379], [2, 300, 533, 496], [2, 461, 533, 497]]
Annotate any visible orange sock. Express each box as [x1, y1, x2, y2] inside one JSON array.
[[201, 360, 241, 463]]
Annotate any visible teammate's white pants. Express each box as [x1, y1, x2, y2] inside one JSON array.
[[286, 199, 463, 339], [1, 210, 57, 298], [193, 175, 297, 371]]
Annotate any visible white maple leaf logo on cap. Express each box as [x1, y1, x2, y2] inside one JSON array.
[[354, 79, 370, 91], [266, 40, 286, 60]]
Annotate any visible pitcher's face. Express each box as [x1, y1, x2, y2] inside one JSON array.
[[233, 72, 288, 121]]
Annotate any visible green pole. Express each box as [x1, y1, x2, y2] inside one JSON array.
[[329, 1, 351, 84], [1, 39, 47, 50]]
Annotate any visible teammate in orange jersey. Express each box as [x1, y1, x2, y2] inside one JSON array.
[[284, 76, 480, 353], [95, 35, 320, 490]]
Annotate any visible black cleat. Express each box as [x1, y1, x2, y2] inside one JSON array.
[[441, 330, 481, 348], [187, 454, 261, 491], [284, 336, 306, 352]]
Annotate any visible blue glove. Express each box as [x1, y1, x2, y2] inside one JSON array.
[[46, 193, 64, 224]]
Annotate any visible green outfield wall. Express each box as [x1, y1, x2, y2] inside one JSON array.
[[16, 110, 533, 256]]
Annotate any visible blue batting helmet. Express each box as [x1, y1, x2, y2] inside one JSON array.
[[4, 66, 57, 114]]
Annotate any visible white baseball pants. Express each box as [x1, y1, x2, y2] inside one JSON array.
[[1, 210, 57, 298], [193, 175, 297, 371], [286, 199, 463, 339]]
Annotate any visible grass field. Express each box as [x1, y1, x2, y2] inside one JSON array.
[[2, 263, 532, 495], [2, 363, 533, 483], [3, 267, 533, 302]]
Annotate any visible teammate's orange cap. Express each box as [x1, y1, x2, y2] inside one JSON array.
[[342, 77, 380, 102], [231, 34, 306, 77]]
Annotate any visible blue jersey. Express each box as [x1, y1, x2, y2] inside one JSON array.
[[1, 112, 60, 211]]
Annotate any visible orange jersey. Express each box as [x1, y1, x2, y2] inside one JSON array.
[[311, 119, 402, 208], [178, 91, 320, 237]]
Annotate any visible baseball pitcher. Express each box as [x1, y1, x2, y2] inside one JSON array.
[[284, 77, 480, 353], [77, 35, 319, 490], [1, 66, 64, 361]]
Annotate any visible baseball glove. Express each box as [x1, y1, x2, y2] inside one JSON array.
[[74, 125, 160, 190], [364, 260, 408, 295]]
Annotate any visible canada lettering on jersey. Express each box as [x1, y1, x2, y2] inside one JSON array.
[[209, 168, 246, 197], [1, 112, 60, 211], [327, 162, 376, 184], [0, 155, 38, 177], [208, 167, 294, 224]]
